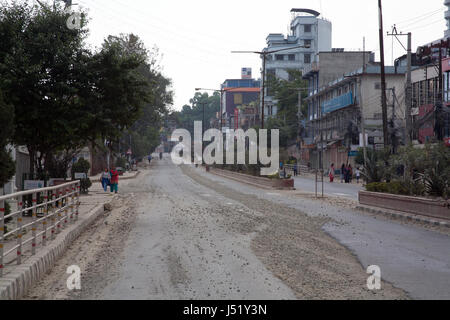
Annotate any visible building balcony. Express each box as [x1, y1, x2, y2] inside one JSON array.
[[303, 61, 319, 77]]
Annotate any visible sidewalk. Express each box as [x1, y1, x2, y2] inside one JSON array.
[[0, 171, 140, 300]]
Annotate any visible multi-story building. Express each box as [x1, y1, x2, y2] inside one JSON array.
[[410, 57, 450, 144], [303, 59, 407, 169], [221, 70, 261, 130], [263, 8, 332, 117]]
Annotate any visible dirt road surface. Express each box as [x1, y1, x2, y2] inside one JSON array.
[[24, 158, 409, 300]]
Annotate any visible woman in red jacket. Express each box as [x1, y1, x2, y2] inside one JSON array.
[[110, 167, 119, 193]]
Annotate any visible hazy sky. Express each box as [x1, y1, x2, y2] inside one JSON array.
[[39, 0, 448, 110]]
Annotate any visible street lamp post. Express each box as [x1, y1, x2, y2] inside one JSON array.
[[231, 44, 310, 129]]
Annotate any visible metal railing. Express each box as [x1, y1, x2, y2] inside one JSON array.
[[0, 181, 80, 277]]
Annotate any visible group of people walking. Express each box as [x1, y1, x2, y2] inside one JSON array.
[[100, 167, 120, 193], [329, 163, 361, 184]]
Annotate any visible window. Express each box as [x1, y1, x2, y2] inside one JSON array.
[[304, 39, 312, 47], [288, 54, 295, 61], [304, 53, 311, 64], [275, 54, 284, 61], [234, 93, 243, 105], [304, 24, 312, 33], [374, 82, 381, 90]]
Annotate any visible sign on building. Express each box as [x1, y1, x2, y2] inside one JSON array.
[[242, 68, 252, 79]]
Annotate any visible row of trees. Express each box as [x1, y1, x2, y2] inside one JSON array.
[[0, 1, 172, 184], [174, 92, 220, 134]]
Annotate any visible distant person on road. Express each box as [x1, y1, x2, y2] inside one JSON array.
[[293, 163, 298, 177], [329, 163, 335, 183], [348, 164, 353, 183], [341, 164, 345, 183], [159, 152, 163, 160], [100, 168, 111, 192], [355, 167, 361, 184], [110, 167, 119, 194]]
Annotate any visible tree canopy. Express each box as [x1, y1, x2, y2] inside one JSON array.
[[0, 2, 172, 177], [266, 70, 308, 148]]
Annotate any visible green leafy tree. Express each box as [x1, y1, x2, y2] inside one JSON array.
[[0, 2, 90, 177], [176, 92, 220, 135], [0, 90, 15, 186], [0, 4, 155, 178], [266, 70, 308, 147]]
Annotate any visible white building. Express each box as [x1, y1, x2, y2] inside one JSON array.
[[445, 0, 450, 38], [262, 8, 332, 117]]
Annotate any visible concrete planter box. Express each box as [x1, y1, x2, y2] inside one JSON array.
[[359, 190, 450, 220], [210, 168, 294, 190]]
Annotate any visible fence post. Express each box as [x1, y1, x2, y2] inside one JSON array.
[[63, 187, 68, 227], [75, 182, 80, 221], [31, 192, 37, 255], [57, 188, 62, 234], [51, 190, 56, 240], [42, 192, 49, 246], [17, 195, 23, 265], [0, 200, 4, 277], [70, 185, 75, 223]]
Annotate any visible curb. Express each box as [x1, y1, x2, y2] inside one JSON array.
[[120, 170, 140, 181], [0, 198, 114, 300], [208, 170, 273, 190], [356, 205, 450, 228]]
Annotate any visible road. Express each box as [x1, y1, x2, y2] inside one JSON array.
[[293, 175, 363, 200], [24, 157, 450, 300]]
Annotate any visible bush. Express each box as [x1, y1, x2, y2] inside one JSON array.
[[79, 178, 92, 194], [366, 181, 413, 195], [115, 157, 127, 169], [71, 158, 91, 194], [71, 158, 90, 179], [366, 182, 389, 193]]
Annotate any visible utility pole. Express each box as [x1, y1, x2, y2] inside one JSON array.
[[378, 0, 389, 148], [387, 26, 412, 145], [406, 33, 412, 144], [199, 102, 207, 162], [261, 54, 267, 129], [361, 37, 368, 167]]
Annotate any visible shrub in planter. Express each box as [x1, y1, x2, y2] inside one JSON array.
[[366, 182, 389, 193], [115, 157, 128, 169], [71, 158, 91, 194], [79, 178, 92, 194], [4, 202, 11, 234]]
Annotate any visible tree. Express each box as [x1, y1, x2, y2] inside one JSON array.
[[0, 89, 15, 187], [0, 4, 156, 177], [266, 70, 308, 147], [106, 35, 173, 159], [0, 2, 91, 177], [176, 92, 220, 135]]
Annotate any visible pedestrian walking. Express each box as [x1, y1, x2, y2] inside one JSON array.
[[110, 167, 119, 193], [100, 168, 111, 192], [340, 163, 345, 183], [348, 164, 353, 183], [344, 164, 350, 184], [355, 167, 361, 184], [329, 163, 335, 183], [293, 163, 298, 177]]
